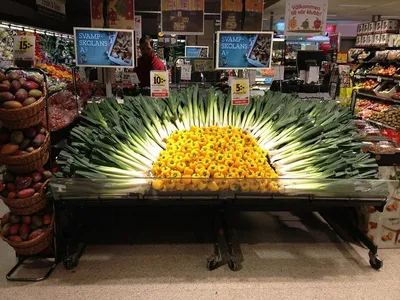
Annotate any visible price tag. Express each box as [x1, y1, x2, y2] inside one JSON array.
[[122, 72, 140, 84], [13, 36, 35, 62], [180, 64, 192, 81], [231, 79, 250, 105], [272, 66, 285, 81], [150, 71, 169, 98], [377, 76, 382, 82], [307, 66, 320, 84]]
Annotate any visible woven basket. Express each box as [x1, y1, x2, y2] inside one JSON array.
[[1, 213, 54, 256], [0, 132, 50, 166], [1, 180, 49, 215], [0, 86, 46, 122], [1, 109, 45, 130], [5, 150, 49, 174]]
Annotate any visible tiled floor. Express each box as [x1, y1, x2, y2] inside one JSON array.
[[0, 202, 399, 300]]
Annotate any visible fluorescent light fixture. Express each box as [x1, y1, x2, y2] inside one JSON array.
[[273, 38, 285, 42]]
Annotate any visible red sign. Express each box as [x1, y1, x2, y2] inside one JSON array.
[[326, 24, 337, 34]]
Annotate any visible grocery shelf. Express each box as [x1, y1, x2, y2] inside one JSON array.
[[354, 74, 400, 82], [355, 91, 400, 104], [365, 119, 399, 131]]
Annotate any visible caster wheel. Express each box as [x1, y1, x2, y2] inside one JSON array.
[[369, 257, 383, 270], [207, 256, 218, 271], [63, 257, 74, 270], [228, 258, 238, 271]]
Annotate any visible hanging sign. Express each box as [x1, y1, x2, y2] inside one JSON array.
[[221, 0, 242, 31], [151, 71, 169, 98], [180, 64, 192, 81], [284, 0, 328, 36], [161, 0, 204, 34], [134, 15, 142, 61], [36, 0, 66, 18], [13, 36, 35, 62], [231, 79, 250, 105], [90, 0, 135, 29], [244, 0, 264, 31]]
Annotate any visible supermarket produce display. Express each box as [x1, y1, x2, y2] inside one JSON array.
[[57, 87, 380, 195]]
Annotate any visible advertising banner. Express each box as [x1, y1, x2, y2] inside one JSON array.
[[74, 28, 134, 68], [185, 46, 209, 58], [221, 0, 242, 31], [244, 0, 263, 31], [90, 0, 135, 29], [134, 15, 142, 61], [161, 0, 204, 34], [216, 31, 274, 69], [284, 0, 328, 36]]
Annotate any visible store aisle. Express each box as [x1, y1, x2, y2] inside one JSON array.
[[0, 209, 399, 300]]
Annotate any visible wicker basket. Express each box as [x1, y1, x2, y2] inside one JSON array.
[[0, 86, 46, 122], [1, 180, 49, 215], [1, 109, 45, 130], [1, 214, 54, 256], [5, 150, 49, 174], [0, 131, 50, 166]]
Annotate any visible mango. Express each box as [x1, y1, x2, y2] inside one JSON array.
[[7, 192, 16, 199], [15, 89, 28, 102], [2, 80, 10, 86], [10, 80, 21, 93], [22, 97, 36, 107], [28, 89, 42, 99], [32, 182, 43, 191], [43, 171, 53, 180], [1, 143, 19, 155], [8, 72, 20, 81], [10, 224, 20, 236], [10, 130, 24, 144], [32, 215, 43, 227], [17, 188, 35, 199], [26, 74, 44, 85], [16, 178, 32, 191], [22, 215, 31, 225], [0, 84, 10, 92], [19, 224, 30, 240], [10, 214, 20, 224], [19, 138, 31, 150], [4, 101, 22, 109], [0, 92, 15, 102], [19, 78, 25, 85], [28, 229, 43, 241], [43, 214, 51, 225], [1, 223, 11, 236], [1, 212, 10, 226], [26, 147, 35, 153], [8, 236, 22, 242], [22, 81, 39, 91], [0, 72, 5, 82], [32, 172, 42, 183], [32, 134, 45, 147]]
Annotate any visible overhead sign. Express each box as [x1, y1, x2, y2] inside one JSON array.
[[185, 46, 209, 58], [90, 0, 135, 29], [36, 0, 66, 17], [244, 0, 263, 31], [284, 0, 328, 36], [221, 0, 242, 31], [231, 79, 250, 105], [74, 28, 134, 68], [161, 0, 204, 35], [13, 36, 35, 62], [151, 71, 169, 98], [216, 31, 274, 69]]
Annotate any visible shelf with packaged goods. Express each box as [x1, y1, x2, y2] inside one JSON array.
[[354, 90, 400, 104], [353, 74, 400, 84]]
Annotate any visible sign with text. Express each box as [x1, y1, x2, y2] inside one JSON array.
[[90, 0, 135, 29], [185, 46, 209, 58], [193, 59, 214, 72], [151, 71, 169, 98], [284, 0, 328, 36], [221, 0, 242, 31], [122, 72, 140, 84], [231, 79, 250, 105], [216, 31, 274, 69], [244, 0, 263, 31], [74, 28, 134, 68], [161, 0, 204, 34], [180, 64, 192, 81], [36, 0, 66, 18], [13, 36, 35, 62]]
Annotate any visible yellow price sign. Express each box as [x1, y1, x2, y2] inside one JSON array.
[[152, 73, 167, 86], [151, 70, 169, 98], [231, 79, 249, 105], [13, 36, 35, 61], [234, 82, 247, 94]]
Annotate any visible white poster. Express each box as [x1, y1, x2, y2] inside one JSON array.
[[180, 64, 192, 81], [150, 71, 169, 98], [284, 0, 328, 36], [134, 15, 142, 61]]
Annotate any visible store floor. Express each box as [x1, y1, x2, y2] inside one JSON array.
[[0, 202, 399, 300]]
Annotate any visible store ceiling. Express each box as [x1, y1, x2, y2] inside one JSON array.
[[264, 0, 400, 22]]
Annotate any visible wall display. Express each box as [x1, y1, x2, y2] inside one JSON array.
[[151, 71, 169, 98], [134, 15, 142, 61], [161, 0, 204, 35], [216, 31, 274, 69], [74, 28, 134, 68], [220, 0, 242, 31], [244, 0, 263, 31], [185, 46, 209, 58], [284, 0, 328, 36], [90, 0, 135, 29]]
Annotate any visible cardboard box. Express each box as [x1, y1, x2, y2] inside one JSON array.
[[368, 22, 376, 34], [380, 33, 389, 46], [357, 24, 363, 35], [382, 20, 399, 33], [388, 34, 400, 47], [362, 35, 368, 46], [367, 35, 374, 46], [356, 36, 362, 47], [374, 34, 382, 46], [363, 23, 369, 34], [375, 21, 383, 33]]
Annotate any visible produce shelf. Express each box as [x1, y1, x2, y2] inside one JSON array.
[[355, 91, 400, 104], [365, 119, 399, 131]]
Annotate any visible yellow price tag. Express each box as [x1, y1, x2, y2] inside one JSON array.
[[152, 73, 167, 86], [234, 82, 247, 94], [151, 70, 169, 98], [231, 79, 249, 105], [13, 36, 35, 61]]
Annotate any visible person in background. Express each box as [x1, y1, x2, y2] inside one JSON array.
[[135, 35, 166, 87]]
